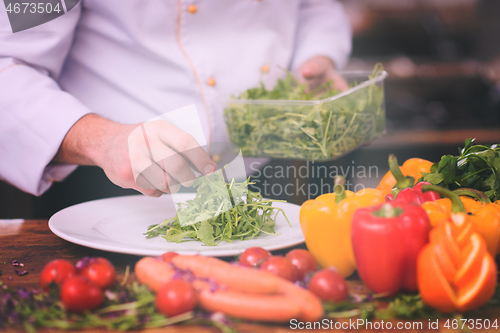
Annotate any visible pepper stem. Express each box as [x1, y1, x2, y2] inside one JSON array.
[[334, 176, 347, 204], [453, 188, 492, 203], [388, 154, 414, 189], [421, 185, 466, 213], [372, 203, 404, 218]]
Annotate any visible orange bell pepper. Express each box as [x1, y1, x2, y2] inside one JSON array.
[[376, 155, 433, 195], [418, 216, 497, 312], [421, 188, 500, 256], [418, 185, 497, 313], [299, 177, 385, 278]]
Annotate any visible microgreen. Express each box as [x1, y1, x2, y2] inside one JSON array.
[[0, 282, 195, 332], [324, 294, 442, 321], [224, 65, 385, 161], [144, 172, 290, 246]]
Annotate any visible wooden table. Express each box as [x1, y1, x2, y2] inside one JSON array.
[[1, 220, 500, 332]]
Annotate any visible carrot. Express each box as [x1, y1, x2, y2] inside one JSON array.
[[134, 257, 175, 292], [171, 255, 281, 294], [198, 288, 301, 322], [278, 281, 324, 322]]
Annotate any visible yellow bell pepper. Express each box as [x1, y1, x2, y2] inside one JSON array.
[[299, 177, 385, 278]]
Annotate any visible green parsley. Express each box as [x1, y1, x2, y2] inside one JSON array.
[[421, 139, 500, 202]]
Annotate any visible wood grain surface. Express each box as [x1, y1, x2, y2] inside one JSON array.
[[1, 220, 499, 332]]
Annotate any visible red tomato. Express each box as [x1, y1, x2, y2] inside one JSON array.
[[156, 280, 197, 317], [259, 256, 298, 282], [308, 269, 349, 302], [60, 276, 104, 312], [160, 252, 179, 263], [39, 259, 76, 291], [239, 247, 271, 267], [78, 257, 116, 289], [285, 249, 318, 281]]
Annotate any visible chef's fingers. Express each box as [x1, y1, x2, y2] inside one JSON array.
[[129, 146, 179, 193], [142, 122, 200, 187], [328, 71, 349, 91], [139, 161, 182, 193], [301, 59, 326, 80], [303, 69, 348, 93], [151, 121, 214, 176], [132, 184, 164, 197], [149, 144, 193, 190], [128, 124, 179, 193], [298, 56, 349, 92]]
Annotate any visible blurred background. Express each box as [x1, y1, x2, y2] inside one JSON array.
[[1, 0, 499, 218]]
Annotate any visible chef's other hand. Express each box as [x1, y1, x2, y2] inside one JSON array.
[[53, 114, 214, 197], [298, 56, 348, 92]]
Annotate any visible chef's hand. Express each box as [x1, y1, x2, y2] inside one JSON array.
[[53, 114, 214, 197], [298, 56, 349, 92]]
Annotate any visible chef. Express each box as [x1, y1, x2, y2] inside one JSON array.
[[0, 0, 351, 197]]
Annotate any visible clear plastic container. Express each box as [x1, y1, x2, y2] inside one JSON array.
[[224, 70, 387, 161]]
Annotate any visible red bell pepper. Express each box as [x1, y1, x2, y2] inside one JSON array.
[[385, 154, 440, 204], [351, 201, 431, 295], [387, 181, 441, 204]]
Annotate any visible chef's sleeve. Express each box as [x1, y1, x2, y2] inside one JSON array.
[[291, 0, 352, 70], [0, 6, 92, 196]]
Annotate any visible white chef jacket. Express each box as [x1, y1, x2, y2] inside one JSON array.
[[0, 0, 351, 196]]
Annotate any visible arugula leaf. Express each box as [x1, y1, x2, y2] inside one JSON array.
[[224, 64, 386, 161], [145, 171, 290, 246], [196, 220, 217, 246], [164, 230, 194, 243]]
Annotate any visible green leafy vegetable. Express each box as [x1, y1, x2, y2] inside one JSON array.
[[0, 280, 238, 332], [324, 294, 442, 321], [144, 172, 290, 246], [224, 64, 386, 161], [421, 139, 500, 201], [0, 281, 192, 332]]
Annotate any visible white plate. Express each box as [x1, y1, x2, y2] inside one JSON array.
[[48, 194, 304, 257]]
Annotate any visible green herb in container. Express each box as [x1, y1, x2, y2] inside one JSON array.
[[224, 65, 387, 161]]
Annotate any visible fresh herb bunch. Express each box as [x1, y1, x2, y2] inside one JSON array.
[[324, 294, 441, 321], [421, 139, 500, 201], [145, 173, 290, 246], [224, 64, 385, 161], [0, 281, 192, 333]]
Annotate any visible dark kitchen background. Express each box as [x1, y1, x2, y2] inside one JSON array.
[[1, 0, 499, 218]]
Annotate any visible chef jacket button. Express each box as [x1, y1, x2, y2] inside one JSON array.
[[188, 5, 197, 14], [212, 154, 221, 163], [207, 77, 216, 86], [261, 65, 269, 73]]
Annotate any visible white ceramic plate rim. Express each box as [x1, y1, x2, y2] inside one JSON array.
[[48, 194, 304, 257]]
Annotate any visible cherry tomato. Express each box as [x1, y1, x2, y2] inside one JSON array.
[[78, 257, 116, 289], [308, 268, 349, 302], [238, 247, 271, 267], [39, 259, 76, 291], [60, 276, 104, 312], [155, 280, 197, 317], [260, 256, 298, 282], [285, 249, 318, 281], [160, 252, 179, 263]]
